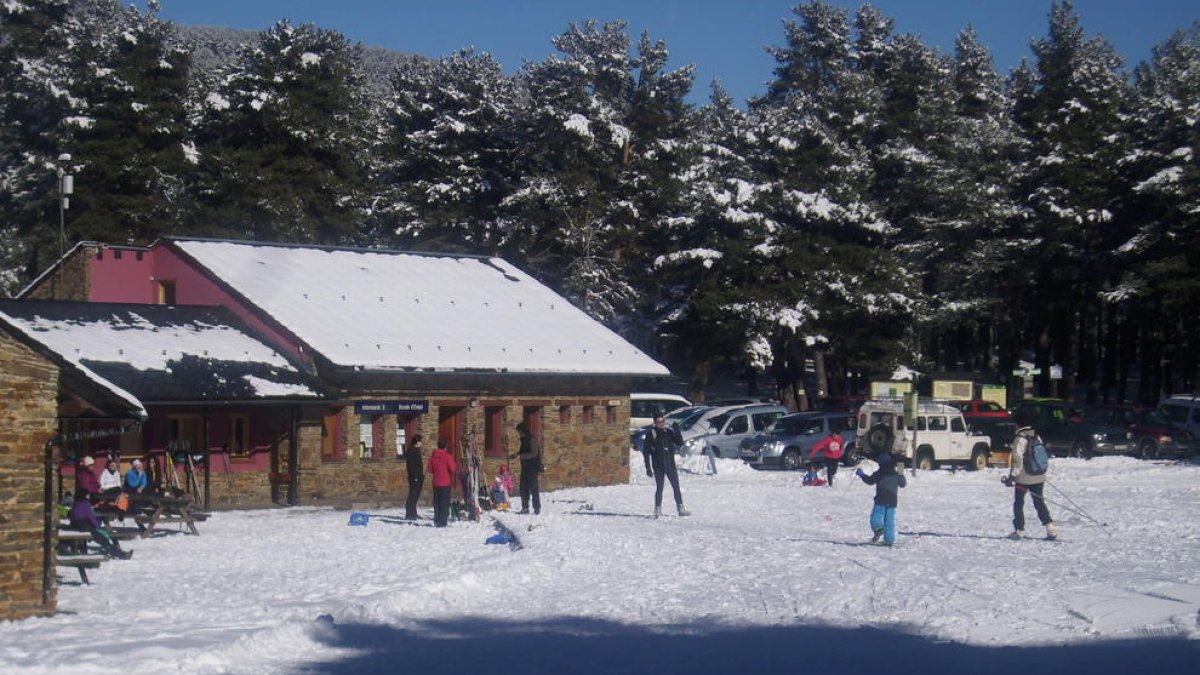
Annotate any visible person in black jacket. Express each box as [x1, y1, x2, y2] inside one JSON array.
[[509, 422, 542, 515], [644, 415, 690, 518], [404, 434, 424, 520], [856, 453, 906, 546]]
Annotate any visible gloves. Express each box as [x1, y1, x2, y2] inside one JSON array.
[[1001, 475, 1013, 487], [855, 468, 866, 478]]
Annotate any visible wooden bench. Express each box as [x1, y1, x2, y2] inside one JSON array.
[[56, 531, 107, 584], [56, 553, 107, 584]]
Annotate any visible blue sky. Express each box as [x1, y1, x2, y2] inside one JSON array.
[[138, 0, 1198, 105]]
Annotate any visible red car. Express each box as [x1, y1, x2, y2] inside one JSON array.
[[1087, 404, 1198, 459], [949, 400, 1011, 419]]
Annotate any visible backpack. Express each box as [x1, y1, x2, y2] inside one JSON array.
[[1023, 436, 1049, 476]]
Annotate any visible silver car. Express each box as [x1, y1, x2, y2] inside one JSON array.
[[680, 404, 788, 459], [740, 412, 859, 470]]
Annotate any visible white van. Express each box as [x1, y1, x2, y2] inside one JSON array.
[[629, 393, 691, 431], [1159, 395, 1200, 437]]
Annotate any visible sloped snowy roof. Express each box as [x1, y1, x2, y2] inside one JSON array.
[[168, 239, 669, 376], [0, 300, 326, 402]]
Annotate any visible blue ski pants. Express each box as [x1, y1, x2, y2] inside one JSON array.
[[870, 505, 898, 545]]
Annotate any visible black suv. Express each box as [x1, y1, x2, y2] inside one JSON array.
[[1010, 400, 1134, 458]]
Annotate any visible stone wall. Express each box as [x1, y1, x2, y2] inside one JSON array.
[[188, 394, 631, 510], [23, 246, 93, 301], [292, 393, 628, 504], [0, 332, 60, 619]]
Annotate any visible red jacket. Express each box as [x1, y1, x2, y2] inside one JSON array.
[[76, 465, 101, 496], [808, 433, 844, 460], [427, 448, 458, 488]]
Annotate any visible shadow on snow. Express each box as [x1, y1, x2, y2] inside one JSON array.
[[294, 615, 1198, 675]]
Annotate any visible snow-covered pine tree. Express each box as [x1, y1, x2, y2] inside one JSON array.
[[927, 27, 1026, 378], [503, 20, 693, 332], [1123, 24, 1200, 395], [64, 0, 193, 247], [371, 49, 517, 252], [1014, 0, 1134, 399], [653, 82, 772, 399], [189, 20, 371, 244], [0, 0, 77, 292], [749, 1, 916, 404]]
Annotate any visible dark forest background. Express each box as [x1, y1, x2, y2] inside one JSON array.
[[2, 0, 1196, 405]]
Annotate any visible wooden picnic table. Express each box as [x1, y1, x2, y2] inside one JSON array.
[[125, 493, 208, 538], [55, 530, 105, 584]]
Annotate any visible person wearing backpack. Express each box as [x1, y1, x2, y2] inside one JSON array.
[[1004, 426, 1056, 540]]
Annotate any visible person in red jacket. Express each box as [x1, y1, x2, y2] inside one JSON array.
[[807, 432, 843, 487], [426, 438, 458, 527], [75, 456, 101, 499]]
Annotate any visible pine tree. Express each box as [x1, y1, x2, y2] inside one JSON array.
[[1124, 24, 1200, 394], [0, 0, 77, 291], [190, 21, 371, 244], [503, 20, 693, 330], [750, 1, 917, 403], [64, 0, 193, 246], [1015, 0, 1134, 399], [371, 49, 517, 252]]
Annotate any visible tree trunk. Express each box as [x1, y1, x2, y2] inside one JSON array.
[[688, 359, 710, 404]]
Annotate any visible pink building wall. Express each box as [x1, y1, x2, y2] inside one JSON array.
[[88, 248, 156, 303], [85, 244, 312, 367]]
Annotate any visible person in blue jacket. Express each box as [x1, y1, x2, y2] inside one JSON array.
[[856, 453, 907, 546], [124, 458, 148, 494]]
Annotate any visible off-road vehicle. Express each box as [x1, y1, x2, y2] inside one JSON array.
[[856, 399, 992, 471]]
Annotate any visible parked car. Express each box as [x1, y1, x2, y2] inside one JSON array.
[[949, 399, 1011, 419], [814, 395, 866, 413], [1159, 395, 1200, 438], [1009, 400, 1134, 458], [1088, 404, 1198, 459], [706, 397, 777, 407], [629, 393, 691, 432], [739, 412, 860, 470], [856, 399, 992, 471], [630, 405, 711, 451], [679, 404, 788, 459]]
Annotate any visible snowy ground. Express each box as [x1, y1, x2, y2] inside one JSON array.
[[2, 453, 1198, 674]]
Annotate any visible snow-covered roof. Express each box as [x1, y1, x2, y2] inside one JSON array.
[[0, 300, 326, 403], [168, 238, 669, 376]]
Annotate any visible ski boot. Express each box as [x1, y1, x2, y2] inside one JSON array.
[[1008, 530, 1025, 540], [1045, 523, 1058, 541]]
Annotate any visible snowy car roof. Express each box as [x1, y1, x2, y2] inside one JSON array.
[[0, 300, 326, 403], [168, 238, 669, 376]]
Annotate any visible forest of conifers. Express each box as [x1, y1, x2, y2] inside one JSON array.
[[1, 1, 1196, 405]]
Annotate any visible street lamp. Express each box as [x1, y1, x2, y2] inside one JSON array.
[[56, 153, 73, 256]]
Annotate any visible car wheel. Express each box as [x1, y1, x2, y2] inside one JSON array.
[[915, 450, 935, 471], [1138, 439, 1157, 460], [969, 448, 988, 471], [781, 449, 801, 471], [1070, 440, 1091, 459], [840, 444, 862, 467]]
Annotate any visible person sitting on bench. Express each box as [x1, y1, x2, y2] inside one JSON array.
[[68, 488, 132, 560]]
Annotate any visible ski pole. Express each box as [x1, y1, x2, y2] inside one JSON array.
[[1045, 480, 1093, 520], [1014, 484, 1109, 530]]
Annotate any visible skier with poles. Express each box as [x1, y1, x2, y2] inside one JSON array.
[[1002, 425, 1057, 541]]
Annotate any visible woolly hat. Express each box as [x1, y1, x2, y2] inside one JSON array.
[[81, 456, 95, 467], [876, 452, 893, 466]]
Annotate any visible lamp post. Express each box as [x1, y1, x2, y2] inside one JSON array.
[[56, 153, 73, 256]]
